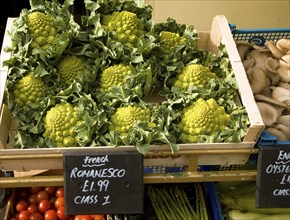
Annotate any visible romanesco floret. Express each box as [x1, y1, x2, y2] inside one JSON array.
[[159, 31, 185, 53], [178, 98, 230, 143], [101, 11, 144, 46], [174, 64, 217, 89], [99, 63, 132, 92], [43, 103, 80, 147], [27, 11, 56, 49], [109, 105, 151, 136], [13, 73, 46, 106], [57, 55, 88, 85]]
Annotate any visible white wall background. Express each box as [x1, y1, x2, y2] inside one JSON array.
[[146, 0, 290, 31]]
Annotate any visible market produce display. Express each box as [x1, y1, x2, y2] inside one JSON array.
[[2, 0, 250, 153], [8, 186, 106, 220], [216, 181, 290, 220], [147, 183, 209, 220], [236, 38, 290, 142]]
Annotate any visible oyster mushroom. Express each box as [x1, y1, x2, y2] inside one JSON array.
[[256, 102, 279, 126], [271, 86, 290, 106], [277, 66, 290, 83], [242, 57, 255, 71], [236, 41, 253, 60], [274, 124, 290, 140], [255, 94, 287, 117], [278, 82, 290, 90], [266, 127, 288, 141], [246, 49, 272, 71], [265, 41, 284, 59], [264, 57, 280, 85], [279, 54, 290, 68], [277, 115, 290, 127], [276, 39, 290, 54], [247, 67, 269, 94], [260, 86, 272, 97]]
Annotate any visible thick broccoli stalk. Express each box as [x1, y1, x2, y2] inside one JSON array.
[[109, 105, 151, 136], [174, 64, 217, 90], [99, 63, 132, 92], [13, 73, 46, 106], [43, 103, 81, 147], [101, 11, 144, 46], [57, 55, 88, 85], [159, 31, 185, 54], [178, 98, 230, 143], [27, 11, 56, 49]]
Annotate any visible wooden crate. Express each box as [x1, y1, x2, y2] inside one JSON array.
[[0, 15, 264, 174]]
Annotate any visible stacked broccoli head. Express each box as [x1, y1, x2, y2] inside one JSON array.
[[109, 105, 151, 136], [13, 73, 46, 106], [179, 98, 230, 143], [43, 103, 81, 147], [27, 11, 56, 49], [101, 11, 145, 47]]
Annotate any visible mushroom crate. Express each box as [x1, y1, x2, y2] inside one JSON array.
[[230, 24, 290, 146]]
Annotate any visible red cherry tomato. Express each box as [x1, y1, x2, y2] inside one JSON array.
[[49, 196, 57, 206], [36, 191, 49, 202], [54, 197, 65, 209], [19, 210, 31, 220], [28, 194, 38, 205], [44, 186, 57, 196], [27, 204, 38, 213], [91, 215, 105, 220], [29, 187, 43, 194], [44, 209, 58, 220], [16, 200, 28, 212], [55, 187, 64, 198], [56, 206, 69, 220], [38, 199, 51, 213], [18, 188, 30, 200], [29, 212, 43, 220], [74, 215, 92, 220]]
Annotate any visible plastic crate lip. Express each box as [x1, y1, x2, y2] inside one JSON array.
[[229, 23, 290, 33], [258, 130, 290, 146]]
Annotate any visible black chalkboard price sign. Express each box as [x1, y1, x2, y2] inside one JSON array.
[[63, 151, 144, 215], [256, 145, 290, 208]]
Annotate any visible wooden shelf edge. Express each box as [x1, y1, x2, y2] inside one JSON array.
[[0, 170, 257, 188]]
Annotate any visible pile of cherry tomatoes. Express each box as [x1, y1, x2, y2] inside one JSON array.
[[8, 186, 105, 220]]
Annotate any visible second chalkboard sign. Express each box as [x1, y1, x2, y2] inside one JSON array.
[[256, 145, 290, 208], [63, 151, 144, 215]]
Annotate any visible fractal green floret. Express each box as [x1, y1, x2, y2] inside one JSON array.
[[57, 55, 88, 85], [109, 105, 151, 136], [101, 11, 144, 46], [27, 11, 56, 49], [99, 63, 132, 92], [174, 64, 217, 90], [13, 73, 46, 106], [178, 98, 230, 143], [159, 31, 186, 53], [43, 103, 81, 147]]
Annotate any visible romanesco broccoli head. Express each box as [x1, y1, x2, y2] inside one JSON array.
[[43, 103, 81, 147], [174, 64, 217, 90], [159, 31, 185, 53], [101, 11, 144, 46], [178, 98, 230, 143], [99, 63, 132, 92], [27, 11, 56, 49], [57, 55, 88, 85], [109, 105, 151, 136], [13, 73, 46, 106]]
